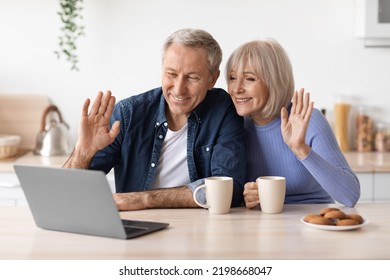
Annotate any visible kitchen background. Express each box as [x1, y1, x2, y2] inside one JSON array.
[[1, 0, 390, 149]]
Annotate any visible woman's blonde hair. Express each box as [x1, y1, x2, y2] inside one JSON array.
[[225, 39, 294, 119]]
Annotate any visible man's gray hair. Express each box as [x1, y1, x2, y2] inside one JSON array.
[[163, 28, 222, 75]]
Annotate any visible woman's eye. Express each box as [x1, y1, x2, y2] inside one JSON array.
[[245, 77, 256, 82], [229, 76, 237, 81]]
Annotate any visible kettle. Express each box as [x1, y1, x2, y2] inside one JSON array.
[[34, 105, 74, 156]]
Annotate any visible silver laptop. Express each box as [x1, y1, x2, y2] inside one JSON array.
[[13, 165, 169, 239]]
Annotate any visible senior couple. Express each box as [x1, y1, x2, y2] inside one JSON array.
[[64, 28, 360, 210]]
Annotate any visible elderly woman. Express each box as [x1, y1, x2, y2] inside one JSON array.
[[225, 39, 360, 208]]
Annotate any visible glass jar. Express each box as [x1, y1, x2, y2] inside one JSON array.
[[355, 106, 374, 152], [375, 122, 390, 152], [334, 101, 351, 152]]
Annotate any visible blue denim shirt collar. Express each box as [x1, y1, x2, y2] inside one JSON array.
[[155, 94, 168, 128]]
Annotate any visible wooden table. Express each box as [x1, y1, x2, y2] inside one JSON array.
[[0, 203, 389, 260]]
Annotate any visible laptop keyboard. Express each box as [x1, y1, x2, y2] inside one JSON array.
[[122, 220, 149, 235]]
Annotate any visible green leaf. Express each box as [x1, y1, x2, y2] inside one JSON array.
[[55, 0, 84, 71]]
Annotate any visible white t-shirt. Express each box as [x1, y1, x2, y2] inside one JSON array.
[[152, 123, 190, 189]]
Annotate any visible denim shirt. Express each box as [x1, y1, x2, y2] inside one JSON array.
[[90, 87, 246, 207]]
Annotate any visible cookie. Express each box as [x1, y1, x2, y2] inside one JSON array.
[[336, 219, 359, 226], [309, 216, 335, 226], [324, 210, 347, 220], [345, 214, 364, 224], [319, 207, 340, 215], [303, 214, 322, 222]]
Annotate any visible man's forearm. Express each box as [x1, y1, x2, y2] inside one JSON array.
[[62, 148, 94, 169], [144, 186, 198, 208], [114, 186, 199, 211]]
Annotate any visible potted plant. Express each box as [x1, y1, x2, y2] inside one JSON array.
[[55, 0, 85, 71]]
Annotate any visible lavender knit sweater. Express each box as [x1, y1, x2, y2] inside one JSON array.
[[245, 108, 360, 207]]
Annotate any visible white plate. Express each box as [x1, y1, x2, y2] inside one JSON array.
[[300, 217, 369, 231]]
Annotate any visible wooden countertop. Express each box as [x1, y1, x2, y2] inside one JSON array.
[[0, 151, 389, 174], [344, 152, 390, 173], [0, 151, 68, 172], [2, 151, 389, 173], [0, 203, 388, 259]]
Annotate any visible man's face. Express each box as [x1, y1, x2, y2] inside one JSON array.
[[162, 43, 218, 122]]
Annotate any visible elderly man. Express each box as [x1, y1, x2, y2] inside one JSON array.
[[64, 28, 246, 211]]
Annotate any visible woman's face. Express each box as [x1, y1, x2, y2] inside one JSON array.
[[227, 65, 271, 125]]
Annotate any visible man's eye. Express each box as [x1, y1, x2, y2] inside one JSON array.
[[167, 72, 176, 77], [188, 76, 200, 81]]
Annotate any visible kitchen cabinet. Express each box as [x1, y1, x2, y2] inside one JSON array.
[[356, 172, 374, 203], [0, 171, 115, 207], [0, 172, 26, 206], [374, 173, 390, 202], [355, 0, 390, 47], [344, 152, 390, 203], [0, 152, 118, 207]]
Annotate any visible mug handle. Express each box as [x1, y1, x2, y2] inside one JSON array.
[[193, 184, 209, 209]]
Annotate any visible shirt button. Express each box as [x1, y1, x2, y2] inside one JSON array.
[[159, 135, 163, 139], [164, 122, 168, 126], [151, 163, 156, 168], [156, 122, 160, 126], [206, 147, 210, 152]]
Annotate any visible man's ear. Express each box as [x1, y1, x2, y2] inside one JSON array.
[[209, 70, 220, 89]]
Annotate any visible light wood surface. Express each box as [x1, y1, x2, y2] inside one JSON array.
[[2, 151, 390, 173], [0, 203, 389, 260], [0, 152, 68, 172], [344, 151, 390, 173]]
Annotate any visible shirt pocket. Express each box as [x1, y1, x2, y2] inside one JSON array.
[[194, 144, 214, 177]]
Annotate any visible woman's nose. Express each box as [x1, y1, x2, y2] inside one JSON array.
[[230, 79, 244, 94]]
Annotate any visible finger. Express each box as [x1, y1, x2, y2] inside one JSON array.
[[81, 98, 91, 117], [109, 120, 121, 139], [291, 90, 298, 114], [245, 199, 260, 209], [244, 182, 257, 190], [295, 88, 304, 113], [98, 90, 113, 116], [103, 95, 116, 120], [300, 91, 310, 116], [305, 100, 314, 121], [89, 91, 104, 116], [243, 188, 257, 197], [280, 107, 288, 129]]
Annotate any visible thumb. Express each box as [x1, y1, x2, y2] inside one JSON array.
[[109, 120, 121, 139], [280, 107, 288, 128]]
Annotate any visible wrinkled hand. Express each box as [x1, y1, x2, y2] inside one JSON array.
[[280, 89, 313, 159], [243, 182, 260, 209], [76, 90, 120, 157], [113, 193, 147, 211]]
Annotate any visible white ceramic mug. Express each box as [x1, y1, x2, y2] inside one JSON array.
[[193, 176, 233, 214], [256, 176, 286, 214]]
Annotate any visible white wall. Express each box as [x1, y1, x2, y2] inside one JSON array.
[[1, 0, 390, 142]]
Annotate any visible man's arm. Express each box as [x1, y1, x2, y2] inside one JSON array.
[[113, 187, 198, 211]]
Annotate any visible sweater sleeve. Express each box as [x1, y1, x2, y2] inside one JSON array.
[[299, 109, 360, 207]]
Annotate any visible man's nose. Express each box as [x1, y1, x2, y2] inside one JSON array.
[[173, 77, 186, 94]]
